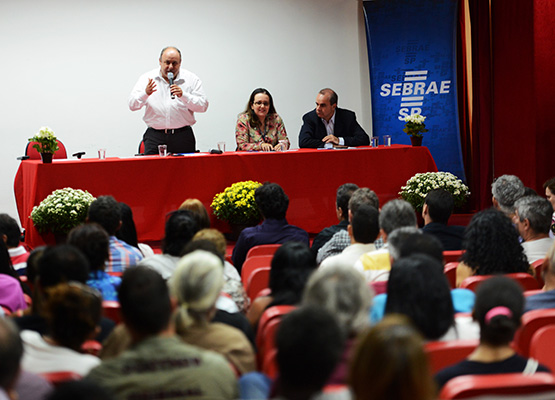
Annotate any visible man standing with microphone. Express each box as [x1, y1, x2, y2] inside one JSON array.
[[129, 46, 209, 155]]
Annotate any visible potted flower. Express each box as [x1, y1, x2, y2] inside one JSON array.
[[211, 180, 262, 239], [399, 171, 470, 212], [30, 188, 96, 242], [28, 127, 59, 163], [403, 114, 428, 146]]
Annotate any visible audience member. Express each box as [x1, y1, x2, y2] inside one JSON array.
[[191, 229, 248, 312], [274, 306, 345, 400], [232, 183, 309, 272], [20, 283, 102, 376], [514, 195, 554, 263], [319, 204, 379, 270], [525, 242, 555, 312], [354, 199, 417, 282], [0, 213, 29, 275], [311, 183, 358, 255], [544, 177, 555, 237], [303, 265, 373, 385], [0, 239, 27, 313], [246, 242, 316, 328], [179, 198, 211, 230], [87, 195, 143, 273], [436, 276, 550, 389], [456, 208, 530, 287], [68, 223, 120, 301], [491, 174, 525, 218], [299, 88, 369, 148], [0, 317, 24, 400], [87, 266, 238, 399], [350, 315, 436, 400], [115, 202, 154, 258], [46, 380, 114, 400], [317, 187, 380, 264], [384, 254, 479, 341], [137, 209, 198, 279], [421, 189, 465, 250]]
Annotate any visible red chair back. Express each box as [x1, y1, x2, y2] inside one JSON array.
[[443, 250, 464, 264], [461, 273, 540, 292], [246, 244, 281, 259], [102, 300, 121, 324], [370, 280, 387, 295], [26, 140, 67, 159], [531, 258, 547, 288], [425, 339, 478, 374], [241, 255, 273, 287], [39, 371, 82, 387], [439, 372, 555, 399], [444, 262, 458, 289], [81, 340, 102, 356], [530, 325, 555, 373], [513, 308, 555, 356], [138, 140, 145, 154], [246, 267, 270, 302], [256, 305, 296, 372]]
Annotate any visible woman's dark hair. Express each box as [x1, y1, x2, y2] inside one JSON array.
[[68, 223, 110, 273], [44, 283, 102, 351], [385, 254, 454, 340], [473, 276, 523, 346], [268, 242, 317, 308], [162, 210, 199, 256], [243, 88, 277, 129], [115, 202, 139, 249], [460, 208, 529, 275]]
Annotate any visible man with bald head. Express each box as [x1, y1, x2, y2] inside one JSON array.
[[129, 46, 209, 155], [299, 88, 369, 148]]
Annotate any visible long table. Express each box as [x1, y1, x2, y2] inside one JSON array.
[[14, 145, 437, 248]]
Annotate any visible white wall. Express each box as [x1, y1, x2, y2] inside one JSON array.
[[0, 0, 371, 226]]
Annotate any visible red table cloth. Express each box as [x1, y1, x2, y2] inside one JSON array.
[[14, 145, 437, 248]]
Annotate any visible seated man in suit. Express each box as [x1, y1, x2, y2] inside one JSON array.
[[421, 189, 465, 251], [299, 88, 369, 148]]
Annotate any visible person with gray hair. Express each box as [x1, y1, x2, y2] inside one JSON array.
[[0, 317, 23, 399], [491, 174, 525, 217], [514, 195, 554, 263], [354, 199, 417, 282], [170, 250, 255, 375]]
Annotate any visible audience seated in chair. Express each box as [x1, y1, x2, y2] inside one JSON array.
[[68, 223, 121, 301], [178, 198, 211, 230], [311, 183, 358, 256], [514, 195, 554, 264], [246, 242, 316, 328], [435, 276, 550, 390], [0, 213, 30, 275], [421, 189, 465, 251], [87, 196, 143, 273], [317, 187, 380, 264], [115, 202, 154, 258], [0, 239, 28, 313], [491, 174, 526, 219], [137, 209, 198, 279], [231, 182, 309, 273], [87, 266, 238, 399], [456, 208, 531, 287], [525, 242, 555, 312], [350, 314, 437, 400]]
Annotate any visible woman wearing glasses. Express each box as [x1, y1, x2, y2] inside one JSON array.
[[235, 88, 290, 151]]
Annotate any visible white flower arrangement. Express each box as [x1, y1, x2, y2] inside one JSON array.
[[399, 171, 470, 211], [403, 114, 429, 137], [30, 188, 96, 234], [28, 126, 59, 154]]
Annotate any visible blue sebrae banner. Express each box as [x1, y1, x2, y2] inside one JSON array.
[[363, 0, 465, 180]]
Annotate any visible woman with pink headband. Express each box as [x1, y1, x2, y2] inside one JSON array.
[[435, 276, 550, 389]]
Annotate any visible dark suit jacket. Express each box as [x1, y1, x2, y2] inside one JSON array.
[[298, 108, 369, 148], [421, 222, 466, 251]]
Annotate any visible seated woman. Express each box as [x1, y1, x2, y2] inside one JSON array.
[[456, 208, 530, 287], [435, 276, 550, 389], [235, 88, 290, 152], [0, 239, 27, 313], [170, 250, 255, 375], [178, 198, 211, 230], [116, 202, 154, 258], [68, 223, 120, 301], [385, 254, 479, 341], [350, 314, 437, 400], [20, 282, 102, 376], [246, 242, 317, 328]]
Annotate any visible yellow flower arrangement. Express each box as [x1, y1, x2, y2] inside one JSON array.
[[211, 181, 262, 225]]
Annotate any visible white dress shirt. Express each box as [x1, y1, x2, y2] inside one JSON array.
[[128, 68, 209, 130]]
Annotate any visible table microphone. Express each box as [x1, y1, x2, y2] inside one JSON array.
[[168, 72, 175, 99]]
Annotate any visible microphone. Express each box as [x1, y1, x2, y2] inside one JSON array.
[[168, 72, 175, 99]]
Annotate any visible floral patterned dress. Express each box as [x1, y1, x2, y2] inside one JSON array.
[[235, 113, 289, 151]]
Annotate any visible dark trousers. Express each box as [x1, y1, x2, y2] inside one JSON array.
[[143, 126, 196, 155]]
